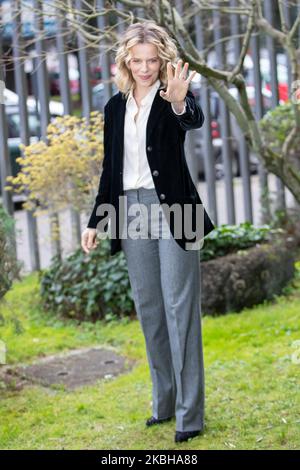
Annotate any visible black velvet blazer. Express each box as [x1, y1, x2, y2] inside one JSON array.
[[87, 86, 216, 256]]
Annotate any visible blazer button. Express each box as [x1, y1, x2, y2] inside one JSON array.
[[160, 193, 166, 200], [152, 170, 159, 176], [147, 145, 152, 151]]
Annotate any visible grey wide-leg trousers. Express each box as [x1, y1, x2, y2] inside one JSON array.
[[120, 187, 205, 432]]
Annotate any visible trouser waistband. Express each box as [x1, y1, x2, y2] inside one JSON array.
[[123, 187, 157, 197]]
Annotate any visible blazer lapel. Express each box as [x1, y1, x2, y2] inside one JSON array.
[[146, 88, 167, 143], [114, 87, 167, 170]]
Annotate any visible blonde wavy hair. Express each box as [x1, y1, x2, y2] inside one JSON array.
[[113, 21, 179, 99]]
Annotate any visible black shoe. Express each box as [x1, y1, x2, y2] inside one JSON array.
[[175, 429, 202, 443], [145, 415, 173, 427]]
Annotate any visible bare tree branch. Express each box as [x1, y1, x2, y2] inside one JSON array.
[[1, 0, 299, 202], [228, 0, 256, 82]]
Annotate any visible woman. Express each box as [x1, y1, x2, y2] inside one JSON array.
[[82, 21, 215, 444]]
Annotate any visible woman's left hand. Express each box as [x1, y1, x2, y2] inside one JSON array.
[[159, 59, 197, 104]]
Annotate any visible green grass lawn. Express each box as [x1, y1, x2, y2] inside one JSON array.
[[0, 263, 300, 450]]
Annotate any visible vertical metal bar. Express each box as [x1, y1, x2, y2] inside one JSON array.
[[173, 0, 200, 186], [251, 26, 271, 224], [0, 34, 14, 216], [282, 2, 292, 93], [213, 9, 236, 224], [116, 2, 126, 35], [12, 0, 40, 270], [56, 13, 72, 115], [33, 0, 50, 139], [31, 57, 41, 137], [56, 7, 82, 247], [96, 0, 112, 106], [194, 10, 218, 226], [75, 0, 92, 118], [229, 0, 253, 223], [136, 8, 145, 19], [175, 0, 183, 16], [264, 0, 286, 212], [34, 0, 62, 261], [298, 2, 300, 48]]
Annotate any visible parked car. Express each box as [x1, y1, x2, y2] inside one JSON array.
[[4, 105, 41, 182], [188, 85, 222, 178], [190, 82, 272, 180], [49, 68, 80, 96], [0, 90, 64, 195], [243, 51, 289, 104], [90, 63, 117, 88], [3, 88, 64, 116], [92, 81, 119, 112]]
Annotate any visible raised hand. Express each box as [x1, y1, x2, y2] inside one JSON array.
[[159, 59, 197, 104]]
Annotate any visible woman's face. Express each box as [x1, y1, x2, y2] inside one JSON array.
[[127, 43, 161, 89]]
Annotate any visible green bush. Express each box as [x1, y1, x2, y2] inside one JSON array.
[[39, 237, 134, 322], [0, 203, 21, 300], [259, 100, 300, 155], [200, 221, 285, 261], [39, 222, 285, 322]]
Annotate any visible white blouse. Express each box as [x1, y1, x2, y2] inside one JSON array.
[[123, 78, 186, 190]]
